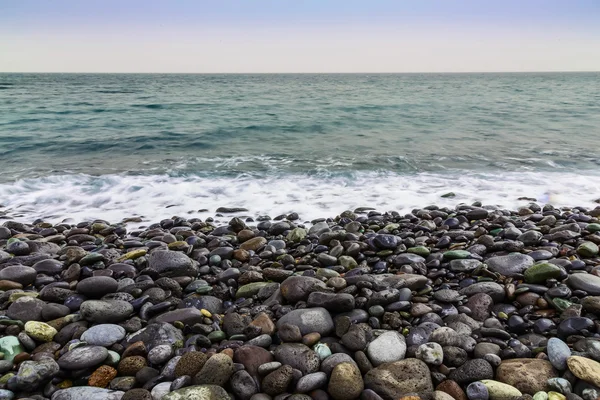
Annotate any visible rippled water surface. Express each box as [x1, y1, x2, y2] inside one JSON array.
[[1, 73, 599, 222]]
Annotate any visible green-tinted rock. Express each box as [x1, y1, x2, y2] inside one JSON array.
[[79, 253, 104, 266], [316, 268, 340, 278], [235, 282, 269, 299], [207, 331, 226, 343], [313, 343, 332, 360], [24, 321, 57, 342], [338, 256, 358, 270], [168, 241, 189, 251], [524, 262, 562, 283], [0, 373, 15, 385], [548, 392, 566, 400], [533, 392, 549, 400], [441, 192, 456, 198], [287, 228, 307, 243], [578, 242, 599, 258], [587, 223, 600, 233], [384, 223, 400, 231], [0, 336, 23, 362], [196, 286, 213, 295], [481, 379, 523, 400], [553, 298, 573, 312], [8, 292, 39, 302], [118, 249, 147, 261], [407, 246, 430, 257], [443, 250, 471, 260]]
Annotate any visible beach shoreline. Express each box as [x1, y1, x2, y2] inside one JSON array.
[[1, 202, 600, 399]]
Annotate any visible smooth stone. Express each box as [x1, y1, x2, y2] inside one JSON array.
[[480, 380, 522, 400], [24, 321, 57, 342], [524, 262, 562, 283], [0, 336, 23, 362], [276, 307, 334, 336], [80, 324, 126, 347], [76, 276, 118, 298], [58, 346, 109, 370], [80, 300, 133, 323], [51, 387, 125, 400], [567, 356, 600, 387], [280, 276, 328, 303], [328, 362, 364, 400], [367, 331, 407, 366], [548, 338, 571, 371], [230, 370, 258, 400], [486, 254, 534, 276], [567, 274, 600, 296], [296, 371, 327, 393], [0, 265, 37, 286], [577, 242, 599, 257], [147, 250, 197, 277], [466, 382, 489, 400]]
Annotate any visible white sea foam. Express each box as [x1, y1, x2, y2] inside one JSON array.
[[1, 171, 599, 226]]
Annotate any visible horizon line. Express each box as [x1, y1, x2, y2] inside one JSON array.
[[1, 70, 600, 74]]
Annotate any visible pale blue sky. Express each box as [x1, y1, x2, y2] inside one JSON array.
[[1, 0, 599, 72]]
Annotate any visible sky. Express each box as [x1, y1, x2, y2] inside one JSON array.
[[1, 0, 600, 73]]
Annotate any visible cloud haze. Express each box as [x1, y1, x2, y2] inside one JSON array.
[[1, 0, 599, 72]]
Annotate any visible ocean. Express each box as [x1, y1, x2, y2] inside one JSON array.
[[1, 72, 599, 224]]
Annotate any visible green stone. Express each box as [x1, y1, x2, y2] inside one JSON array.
[[168, 241, 188, 251], [443, 250, 471, 260], [441, 192, 456, 198], [105, 350, 121, 366], [384, 223, 400, 231], [313, 343, 331, 360], [490, 228, 502, 236], [118, 249, 147, 261], [208, 330, 226, 342], [588, 223, 600, 233], [235, 282, 269, 299], [524, 262, 562, 283], [316, 268, 340, 278], [24, 321, 57, 342], [0, 336, 23, 362], [229, 334, 246, 341], [407, 246, 430, 257], [338, 256, 358, 270], [8, 292, 39, 302], [548, 392, 566, 400], [376, 250, 393, 257], [287, 228, 307, 243], [577, 241, 599, 258], [79, 252, 104, 266], [533, 392, 548, 400], [498, 312, 508, 319], [553, 297, 573, 312], [0, 373, 15, 385], [196, 286, 213, 295]]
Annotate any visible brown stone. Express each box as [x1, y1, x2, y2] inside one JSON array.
[[174, 351, 208, 378], [249, 312, 276, 336], [118, 356, 147, 376], [233, 345, 274, 380], [496, 358, 557, 394], [239, 237, 267, 252], [233, 249, 250, 262], [122, 341, 147, 359], [0, 280, 22, 291], [237, 229, 255, 243], [88, 365, 118, 388], [436, 379, 468, 400]]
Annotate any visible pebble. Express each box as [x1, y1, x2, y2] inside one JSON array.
[[367, 331, 407, 366]]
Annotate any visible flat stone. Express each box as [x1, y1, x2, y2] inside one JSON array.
[[567, 356, 600, 387], [496, 358, 558, 394], [567, 274, 600, 296], [80, 300, 133, 323], [486, 254, 534, 276], [80, 324, 126, 347], [276, 307, 334, 336], [58, 346, 109, 370], [51, 387, 125, 400], [161, 385, 231, 400]]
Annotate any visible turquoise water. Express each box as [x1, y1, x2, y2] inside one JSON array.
[[1, 73, 600, 223]]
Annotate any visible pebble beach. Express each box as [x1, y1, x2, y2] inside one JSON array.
[[2, 202, 600, 400]]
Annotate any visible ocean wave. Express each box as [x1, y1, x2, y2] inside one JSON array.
[[1, 171, 599, 226]]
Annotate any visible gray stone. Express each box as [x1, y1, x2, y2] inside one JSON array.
[[364, 358, 433, 400], [367, 331, 406, 366], [80, 324, 126, 347], [296, 371, 327, 393], [568, 273, 600, 296], [276, 307, 334, 336], [80, 300, 133, 323], [51, 387, 125, 400], [12, 358, 59, 390], [57, 346, 109, 370], [148, 344, 174, 365], [125, 323, 184, 350], [147, 250, 197, 278], [547, 337, 571, 371], [416, 342, 443, 365], [230, 370, 257, 400], [486, 254, 534, 276], [274, 343, 320, 375]]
